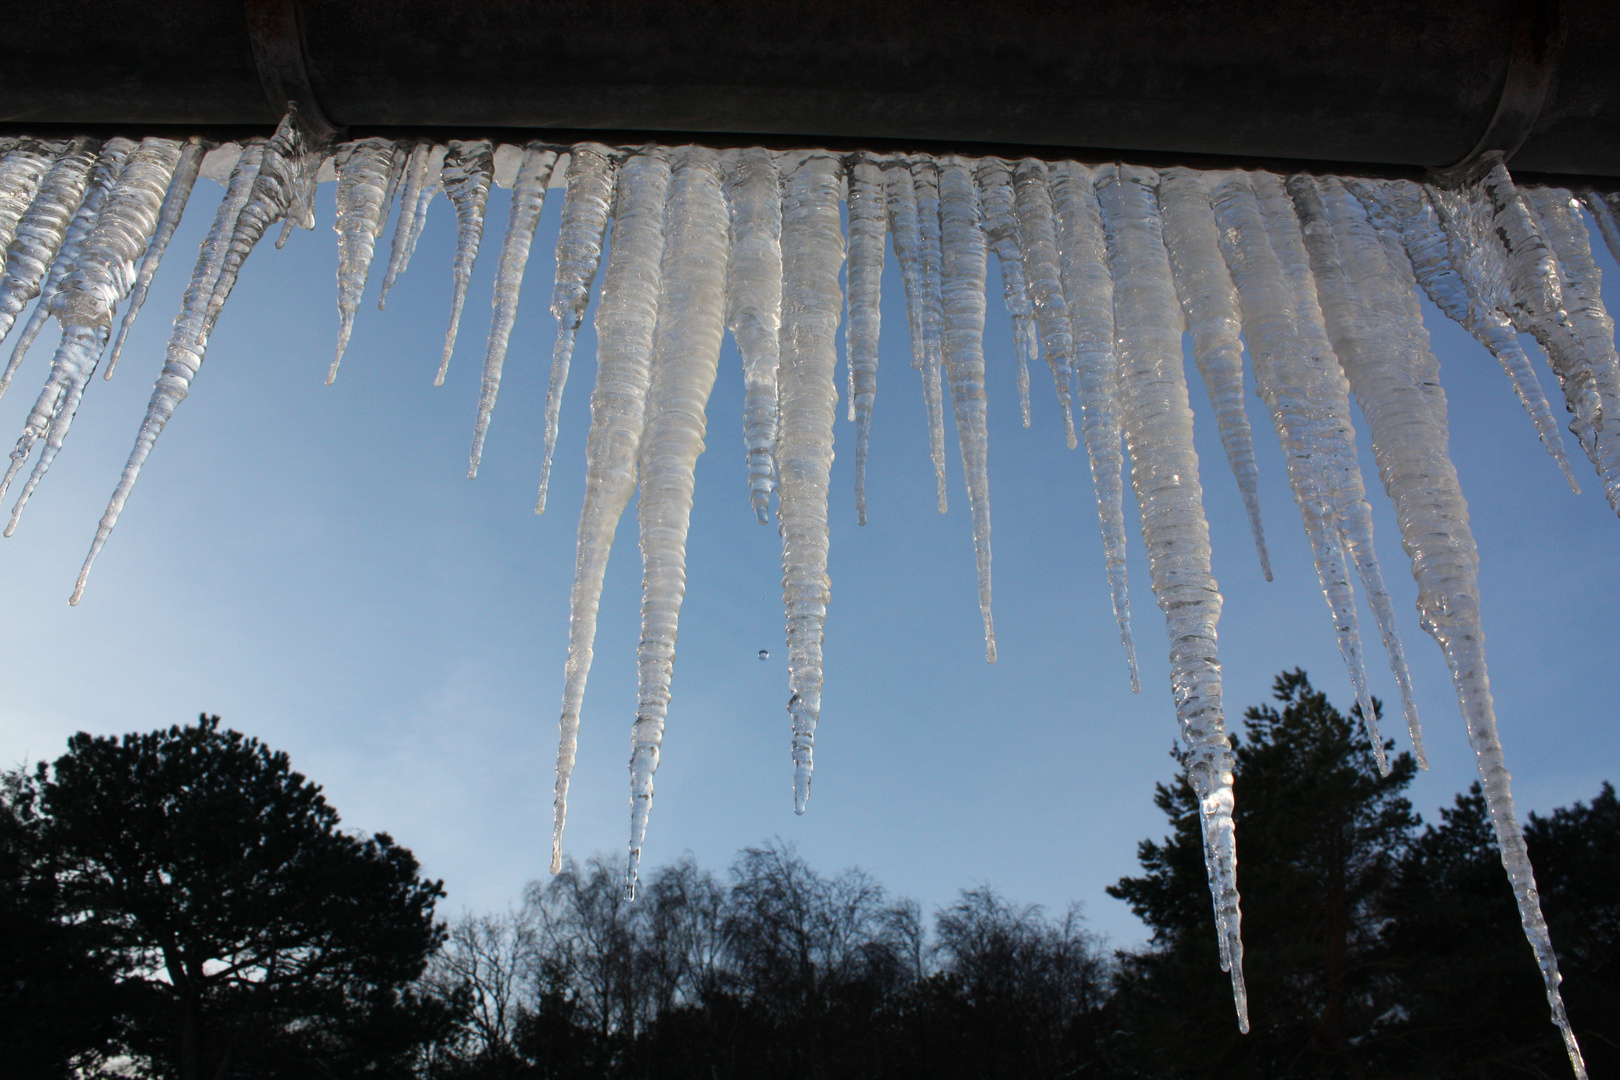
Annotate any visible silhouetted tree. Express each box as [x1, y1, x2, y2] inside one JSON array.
[[1380, 781, 1619, 1077], [33, 714, 457, 1079], [1108, 670, 1418, 1078]]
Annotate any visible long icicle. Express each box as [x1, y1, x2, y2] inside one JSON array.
[[3, 138, 182, 533], [1011, 157, 1079, 448], [1292, 174, 1432, 766], [1313, 175, 1588, 1080], [1158, 166, 1273, 579], [973, 156, 1035, 425], [551, 148, 671, 875], [911, 156, 950, 511], [538, 144, 617, 513], [1260, 170, 1415, 773], [468, 143, 558, 478], [3, 139, 135, 395], [1207, 171, 1384, 769], [328, 138, 398, 383], [1356, 177, 1579, 490], [1097, 162, 1246, 1032], [778, 152, 846, 815], [938, 157, 996, 662], [104, 137, 207, 381], [436, 139, 494, 386], [845, 151, 884, 525], [71, 141, 267, 605], [1049, 161, 1138, 690], [626, 146, 729, 898], [722, 147, 785, 525], [0, 136, 100, 346], [882, 158, 944, 503]]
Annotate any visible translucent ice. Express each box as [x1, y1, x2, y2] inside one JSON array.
[[329, 138, 398, 382], [973, 157, 1035, 425], [845, 152, 884, 525], [722, 147, 784, 524], [911, 157, 951, 511], [437, 139, 494, 385], [1011, 158, 1078, 448], [0, 136, 99, 346]]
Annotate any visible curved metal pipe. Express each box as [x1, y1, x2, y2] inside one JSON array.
[[1, 0, 1616, 178]]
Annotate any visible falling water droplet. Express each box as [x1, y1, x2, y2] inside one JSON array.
[[758, 648, 769, 661]]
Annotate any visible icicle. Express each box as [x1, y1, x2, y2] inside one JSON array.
[[1011, 158, 1078, 448], [1049, 161, 1138, 690], [1097, 163, 1246, 1033], [625, 146, 729, 898], [0, 140, 57, 259], [973, 157, 1035, 425], [0, 137, 100, 346], [2, 138, 181, 533], [845, 152, 884, 525], [202, 111, 325, 353], [552, 147, 671, 875], [377, 141, 431, 309], [468, 144, 558, 478], [1582, 190, 1620, 267], [1355, 178, 1578, 490], [938, 157, 996, 662], [1247, 172, 1390, 767], [538, 144, 617, 514], [882, 158, 943, 506], [328, 138, 398, 383], [272, 144, 324, 250], [1158, 167, 1272, 579], [777, 152, 846, 815], [405, 148, 442, 255], [722, 147, 785, 525], [911, 156, 950, 511], [1291, 174, 1436, 767], [3, 139, 134, 394], [1475, 166, 1618, 510], [105, 138, 206, 381], [1522, 185, 1620, 513], [70, 141, 267, 606], [1317, 181, 1589, 1080], [437, 139, 494, 386]]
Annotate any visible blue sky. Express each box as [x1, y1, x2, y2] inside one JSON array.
[[1, 167, 1615, 949]]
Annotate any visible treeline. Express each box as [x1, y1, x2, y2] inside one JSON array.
[[420, 847, 1107, 1079], [5, 672, 1617, 1079]]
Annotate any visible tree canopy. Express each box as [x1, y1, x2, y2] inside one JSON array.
[[8, 714, 455, 1079]]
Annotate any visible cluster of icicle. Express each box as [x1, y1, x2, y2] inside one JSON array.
[[2, 111, 1614, 1074]]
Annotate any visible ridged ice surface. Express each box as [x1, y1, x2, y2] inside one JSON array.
[[938, 158, 996, 661], [720, 147, 784, 523], [0, 141, 57, 261], [1049, 161, 1137, 688], [777, 153, 846, 814], [973, 157, 1035, 425], [437, 139, 494, 385], [0, 137, 99, 347], [1158, 167, 1271, 579], [329, 138, 397, 383], [1523, 185, 1620, 514], [538, 144, 617, 514], [14, 110, 1608, 1070], [552, 148, 671, 874], [2, 138, 181, 534], [105, 138, 206, 380], [911, 157, 951, 511], [1097, 163, 1245, 1032], [4, 139, 135, 393], [469, 144, 557, 477], [845, 152, 884, 524], [1357, 177, 1578, 490], [626, 146, 729, 897], [1012, 158, 1078, 448]]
